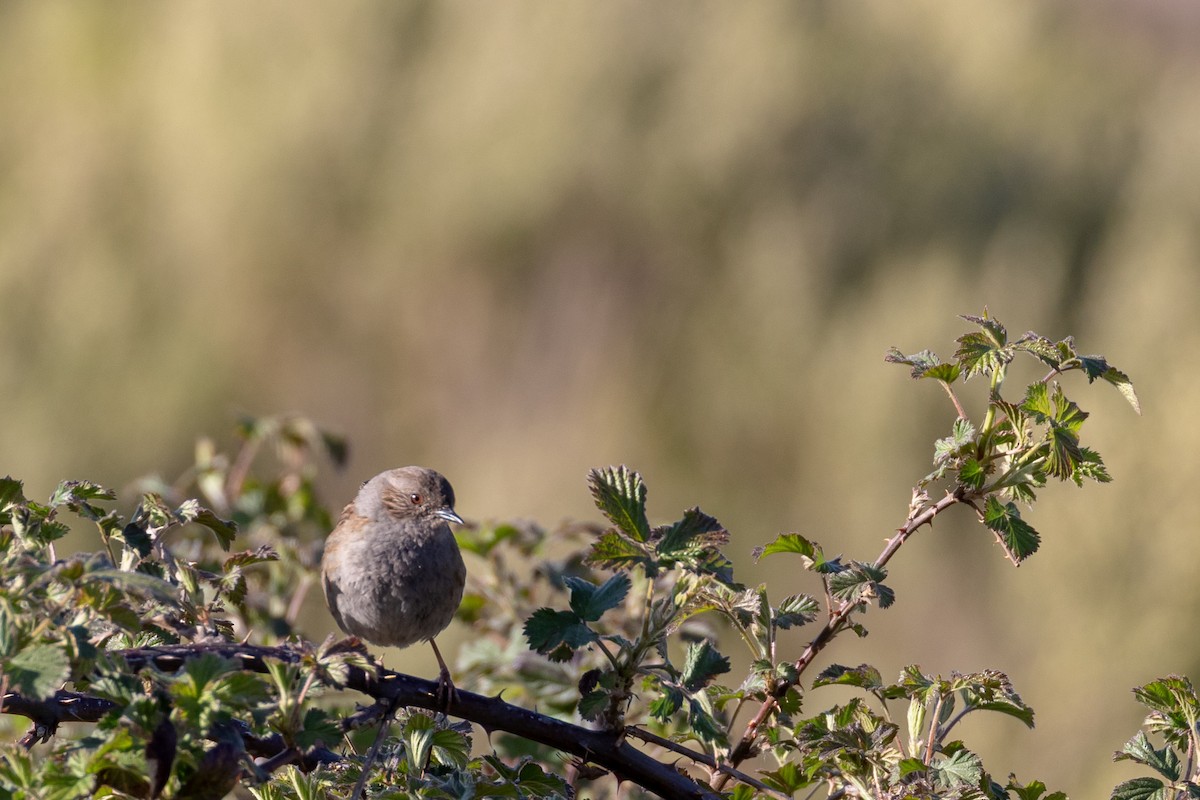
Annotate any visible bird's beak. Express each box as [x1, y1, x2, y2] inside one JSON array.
[[436, 507, 465, 525]]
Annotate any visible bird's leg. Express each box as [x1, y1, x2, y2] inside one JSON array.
[[429, 638, 458, 710]]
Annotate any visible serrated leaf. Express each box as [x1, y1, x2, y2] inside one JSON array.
[[828, 563, 894, 608], [961, 312, 1008, 345], [50, 480, 116, 520], [1115, 731, 1180, 781], [223, 545, 279, 570], [177, 502, 238, 550], [586, 531, 649, 571], [6, 643, 70, 700], [958, 457, 987, 490], [933, 748, 982, 788], [774, 594, 819, 629], [752, 532, 820, 563], [564, 573, 630, 622], [648, 685, 684, 722], [1068, 446, 1111, 487], [88, 569, 181, 606], [1100, 365, 1141, 414], [885, 348, 954, 381], [1022, 382, 1053, 421], [898, 757, 927, 777], [654, 507, 728, 557], [523, 608, 596, 659], [1012, 332, 1063, 369], [760, 762, 811, 794], [577, 689, 610, 721], [983, 497, 1040, 564], [686, 697, 726, 745], [588, 466, 651, 542], [813, 663, 883, 690], [934, 418, 977, 466], [0, 477, 25, 512], [956, 323, 1012, 379], [294, 708, 341, 749], [681, 640, 730, 692], [1109, 777, 1168, 800]]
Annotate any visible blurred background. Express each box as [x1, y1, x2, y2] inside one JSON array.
[[1, 1, 1197, 794]]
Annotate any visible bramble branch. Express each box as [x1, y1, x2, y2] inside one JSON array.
[[712, 488, 967, 789], [0, 643, 721, 800]]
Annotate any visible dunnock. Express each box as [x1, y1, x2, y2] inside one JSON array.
[[321, 466, 466, 704]]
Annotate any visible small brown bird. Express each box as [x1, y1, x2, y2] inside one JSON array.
[[321, 466, 467, 703]]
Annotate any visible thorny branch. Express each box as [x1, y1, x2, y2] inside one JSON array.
[[711, 488, 967, 790], [0, 642, 722, 800]]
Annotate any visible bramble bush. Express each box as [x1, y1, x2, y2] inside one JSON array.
[[0, 312, 1178, 800]]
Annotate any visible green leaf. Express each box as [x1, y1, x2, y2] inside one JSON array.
[[223, 546, 279, 570], [1133, 675, 1198, 716], [934, 418, 977, 466], [648, 685, 684, 722], [961, 312, 1008, 346], [1101, 365, 1141, 414], [588, 466, 650, 542], [564, 573, 631, 622], [898, 758, 927, 777], [956, 312, 1012, 378], [983, 497, 1041, 564], [1022, 382, 1053, 421], [760, 761, 811, 793], [774, 594, 819, 629], [1012, 332, 1063, 369], [1005, 778, 1061, 800], [6, 642, 69, 700], [0, 477, 24, 513], [959, 669, 1035, 728], [403, 712, 436, 772], [654, 507, 728, 557], [88, 569, 181, 606], [5, 643, 70, 700], [523, 608, 596, 660], [176, 501, 238, 550], [958, 457, 987, 490], [577, 689, 609, 721], [1115, 731, 1180, 781], [885, 348, 959, 383], [1071, 447, 1112, 486], [687, 697, 726, 745], [49, 480, 115, 520], [586, 531, 649, 571], [752, 532, 819, 562], [933, 748, 982, 788], [294, 708, 342, 749], [1110, 777, 1168, 800], [813, 663, 884, 691], [828, 563, 895, 608], [681, 641, 731, 692]]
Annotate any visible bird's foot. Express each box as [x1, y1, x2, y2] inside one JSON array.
[[434, 666, 459, 712]]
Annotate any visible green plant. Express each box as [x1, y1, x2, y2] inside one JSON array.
[[0, 313, 1153, 799]]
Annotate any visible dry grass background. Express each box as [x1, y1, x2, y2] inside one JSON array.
[[2, 2, 1199, 795]]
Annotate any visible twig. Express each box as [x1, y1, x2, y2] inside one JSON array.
[[625, 726, 791, 800], [710, 489, 967, 790]]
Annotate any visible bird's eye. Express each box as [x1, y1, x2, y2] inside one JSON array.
[[410, 493, 423, 505]]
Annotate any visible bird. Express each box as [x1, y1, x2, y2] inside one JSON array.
[[321, 466, 467, 706]]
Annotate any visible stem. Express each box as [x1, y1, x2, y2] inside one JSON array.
[[624, 727, 791, 800], [595, 638, 623, 673], [923, 694, 943, 765], [710, 489, 966, 791], [939, 381, 967, 419]]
